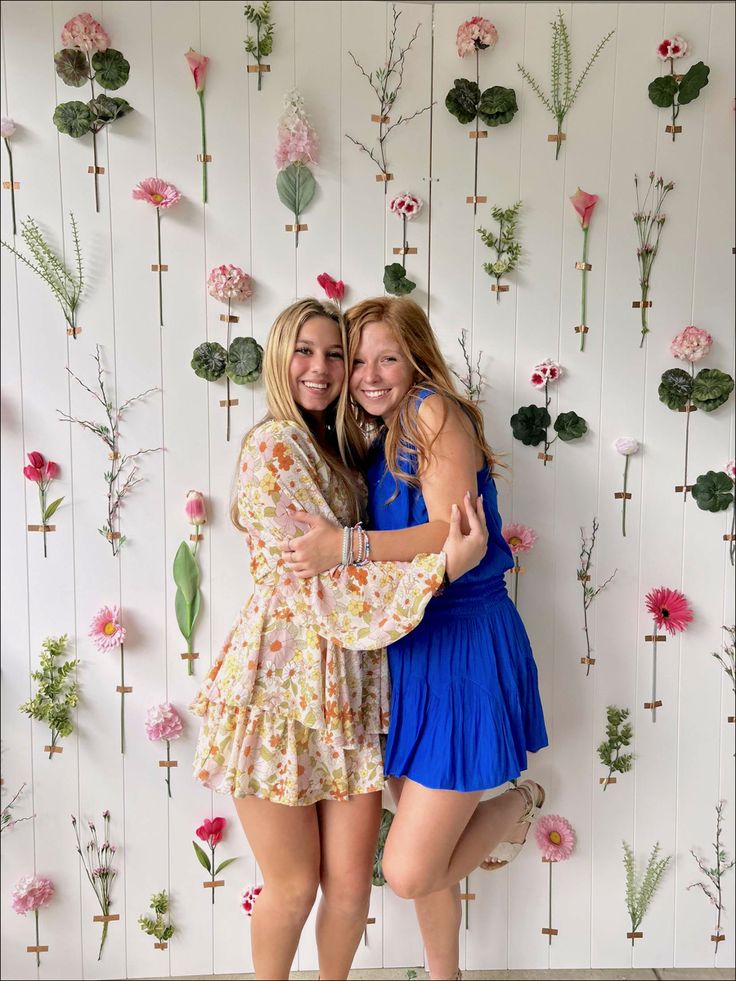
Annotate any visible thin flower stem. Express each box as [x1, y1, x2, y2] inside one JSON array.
[[156, 209, 163, 327], [401, 215, 407, 270], [39, 485, 48, 558], [651, 633, 658, 723], [513, 557, 520, 607], [256, 24, 262, 91], [120, 643, 125, 754], [226, 299, 232, 442], [34, 909, 40, 967], [682, 363, 694, 501], [473, 50, 480, 217], [198, 91, 208, 204], [211, 844, 216, 904], [622, 455, 630, 538], [547, 861, 553, 944], [464, 874, 470, 930], [87, 53, 100, 213], [4, 139, 17, 236], [580, 225, 589, 351], [543, 385, 551, 466], [165, 740, 172, 798]]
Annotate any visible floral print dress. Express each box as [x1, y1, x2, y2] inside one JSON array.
[[191, 419, 445, 806]]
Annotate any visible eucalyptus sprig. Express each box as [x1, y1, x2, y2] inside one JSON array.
[[622, 840, 671, 943], [138, 890, 175, 944], [19, 635, 79, 759], [478, 201, 522, 300], [517, 10, 614, 159], [1, 214, 84, 336], [597, 706, 634, 789], [244, 1, 274, 91], [688, 801, 734, 951]]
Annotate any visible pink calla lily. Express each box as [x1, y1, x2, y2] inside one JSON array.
[[570, 187, 598, 229], [185, 49, 209, 92]]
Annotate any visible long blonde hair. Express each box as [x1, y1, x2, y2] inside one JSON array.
[[344, 296, 497, 493], [230, 298, 366, 530]]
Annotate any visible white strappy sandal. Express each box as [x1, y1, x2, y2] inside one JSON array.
[[480, 779, 546, 871]]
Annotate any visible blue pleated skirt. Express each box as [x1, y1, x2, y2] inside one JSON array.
[[384, 575, 548, 792]]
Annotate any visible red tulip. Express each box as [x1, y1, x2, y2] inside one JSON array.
[[45, 461, 60, 480], [317, 273, 345, 302], [27, 451, 45, 469], [23, 465, 42, 482], [569, 187, 599, 229], [196, 816, 226, 846]]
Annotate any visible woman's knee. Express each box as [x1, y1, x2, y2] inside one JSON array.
[[266, 872, 320, 919], [382, 852, 433, 900], [320, 871, 372, 917]]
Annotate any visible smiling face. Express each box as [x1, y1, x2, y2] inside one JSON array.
[[288, 315, 345, 417], [349, 320, 416, 424]]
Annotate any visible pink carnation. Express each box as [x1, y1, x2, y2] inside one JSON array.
[[535, 815, 576, 862], [12, 875, 55, 915], [60, 13, 110, 53], [241, 884, 262, 916], [145, 703, 184, 742], [456, 17, 498, 57], [89, 605, 126, 651], [132, 177, 182, 210], [530, 359, 562, 389], [657, 35, 688, 61], [274, 90, 318, 170], [670, 325, 713, 363], [389, 192, 424, 220], [207, 265, 253, 303], [502, 523, 537, 555]]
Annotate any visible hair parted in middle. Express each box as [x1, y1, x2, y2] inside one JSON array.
[[344, 295, 497, 495], [230, 297, 366, 530]]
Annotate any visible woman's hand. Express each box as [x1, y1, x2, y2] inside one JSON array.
[[443, 492, 488, 582], [281, 512, 343, 577]]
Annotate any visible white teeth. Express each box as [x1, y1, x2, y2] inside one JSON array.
[[363, 389, 390, 399], [302, 382, 328, 390]]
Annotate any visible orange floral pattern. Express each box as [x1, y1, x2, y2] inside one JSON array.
[[191, 420, 445, 806]]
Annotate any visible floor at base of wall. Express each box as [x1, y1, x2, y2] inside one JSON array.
[[153, 968, 735, 981]]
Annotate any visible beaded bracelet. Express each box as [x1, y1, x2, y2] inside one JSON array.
[[341, 525, 352, 567], [354, 527, 372, 567]]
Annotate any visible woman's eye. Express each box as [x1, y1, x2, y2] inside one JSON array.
[[383, 357, 397, 363], [353, 358, 365, 366], [328, 351, 344, 359], [296, 346, 311, 355]]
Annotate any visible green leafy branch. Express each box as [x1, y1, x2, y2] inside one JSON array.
[[244, 1, 274, 91], [478, 201, 522, 299], [623, 840, 671, 941], [19, 635, 79, 759], [138, 890, 175, 943], [597, 705, 634, 788]]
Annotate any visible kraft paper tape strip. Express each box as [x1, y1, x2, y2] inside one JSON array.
[[180, 652, 200, 660], [510, 566, 525, 574], [154, 942, 169, 949], [159, 760, 178, 768], [27, 946, 49, 953], [468, 130, 488, 139], [541, 928, 559, 936], [190, 533, 204, 541], [246, 64, 271, 73], [575, 325, 589, 334], [644, 635, 667, 642], [599, 777, 617, 784], [711, 934, 726, 942], [43, 745, 63, 754], [196, 153, 213, 162], [106, 531, 121, 540], [674, 484, 694, 492], [94, 914, 120, 922], [371, 114, 390, 123], [466, 195, 488, 203], [219, 313, 240, 323], [644, 700, 663, 709], [724, 535, 736, 542], [665, 125, 683, 133], [67, 327, 82, 336], [27, 524, 56, 532], [577, 573, 591, 581], [392, 247, 418, 255], [116, 685, 133, 693], [109, 452, 120, 459], [541, 857, 558, 863], [632, 300, 653, 308], [3, 180, 21, 189], [87, 166, 105, 174], [284, 224, 308, 231], [459, 893, 476, 900], [575, 262, 592, 270], [219, 399, 240, 407], [490, 284, 510, 292], [151, 264, 169, 272], [627, 932, 643, 939], [375, 173, 394, 182], [614, 492, 633, 499], [202, 880, 225, 888], [678, 405, 697, 412], [580, 657, 596, 665], [366, 917, 376, 925], [547, 133, 566, 142], [537, 452, 553, 461]]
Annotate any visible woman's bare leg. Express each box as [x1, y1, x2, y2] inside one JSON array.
[[233, 795, 320, 980], [315, 791, 382, 981]]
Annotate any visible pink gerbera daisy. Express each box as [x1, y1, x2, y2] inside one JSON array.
[[645, 586, 694, 635], [502, 523, 538, 555], [89, 605, 126, 651], [535, 815, 576, 862], [241, 884, 262, 916], [132, 177, 182, 209]]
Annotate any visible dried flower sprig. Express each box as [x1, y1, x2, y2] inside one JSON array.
[[19, 634, 79, 758], [623, 841, 671, 944], [578, 518, 617, 675], [633, 172, 675, 346], [244, 1, 274, 91], [139, 890, 175, 944], [12, 874, 54, 966], [1, 213, 84, 337], [345, 4, 433, 191], [71, 810, 118, 961], [688, 801, 734, 951], [2, 116, 18, 236], [597, 706, 634, 789], [478, 202, 522, 300], [517, 10, 614, 159], [1, 783, 34, 834], [57, 345, 161, 556], [450, 329, 483, 403]]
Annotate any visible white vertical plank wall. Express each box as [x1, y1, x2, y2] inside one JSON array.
[[0, 2, 733, 978]]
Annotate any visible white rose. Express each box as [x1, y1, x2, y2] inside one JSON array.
[[614, 437, 640, 456]]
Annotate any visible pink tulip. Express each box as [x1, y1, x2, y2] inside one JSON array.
[[196, 816, 226, 847], [23, 465, 42, 483], [27, 451, 45, 469], [185, 490, 207, 527], [185, 49, 209, 93], [45, 460, 60, 479], [317, 273, 345, 302], [569, 187, 599, 229]]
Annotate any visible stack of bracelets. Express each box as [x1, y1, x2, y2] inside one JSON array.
[[341, 521, 371, 568]]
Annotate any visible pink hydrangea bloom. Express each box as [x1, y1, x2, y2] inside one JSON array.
[[670, 325, 713, 363], [60, 13, 110, 53], [657, 35, 688, 61], [132, 177, 182, 209], [12, 875, 55, 915], [145, 703, 184, 742], [89, 605, 126, 651], [241, 884, 262, 916], [456, 17, 498, 57], [389, 192, 424, 220], [274, 89, 318, 170], [207, 265, 253, 303], [530, 359, 562, 389], [502, 523, 538, 555], [535, 815, 576, 862]]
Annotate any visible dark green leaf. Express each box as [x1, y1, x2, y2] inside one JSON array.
[[510, 404, 550, 446], [191, 341, 227, 381], [227, 336, 264, 385], [445, 78, 481, 125], [44, 497, 64, 521], [54, 49, 89, 87], [214, 856, 240, 875], [691, 368, 734, 412], [658, 367, 693, 410], [691, 471, 734, 513], [192, 841, 211, 873], [276, 163, 316, 217], [677, 61, 710, 105], [89, 95, 133, 126], [383, 262, 416, 296], [554, 410, 587, 442], [173, 541, 199, 604], [647, 74, 678, 108], [478, 86, 518, 127], [91, 48, 131, 91], [53, 101, 93, 138]]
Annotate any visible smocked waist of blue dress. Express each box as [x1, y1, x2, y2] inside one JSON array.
[[421, 574, 510, 619]]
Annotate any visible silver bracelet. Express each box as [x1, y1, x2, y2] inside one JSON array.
[[341, 525, 351, 567]]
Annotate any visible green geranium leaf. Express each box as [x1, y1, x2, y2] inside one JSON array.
[[54, 49, 89, 87], [691, 470, 734, 513], [53, 101, 93, 138], [554, 410, 587, 442], [91, 48, 131, 91], [647, 74, 678, 108], [658, 367, 693, 410], [89, 95, 133, 126], [276, 162, 316, 218], [445, 78, 481, 125], [510, 404, 550, 446], [227, 336, 264, 385], [691, 368, 734, 412], [191, 341, 227, 381], [383, 262, 416, 296], [478, 86, 518, 127], [677, 61, 710, 105]]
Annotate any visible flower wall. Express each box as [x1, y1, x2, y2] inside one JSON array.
[[1, 2, 734, 978]]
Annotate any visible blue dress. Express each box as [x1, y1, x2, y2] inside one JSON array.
[[366, 393, 548, 792]]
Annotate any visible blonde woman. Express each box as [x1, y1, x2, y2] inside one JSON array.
[[284, 297, 548, 981], [190, 298, 487, 981]]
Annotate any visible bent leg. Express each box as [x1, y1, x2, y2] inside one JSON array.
[[233, 795, 320, 980], [315, 790, 382, 981]]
